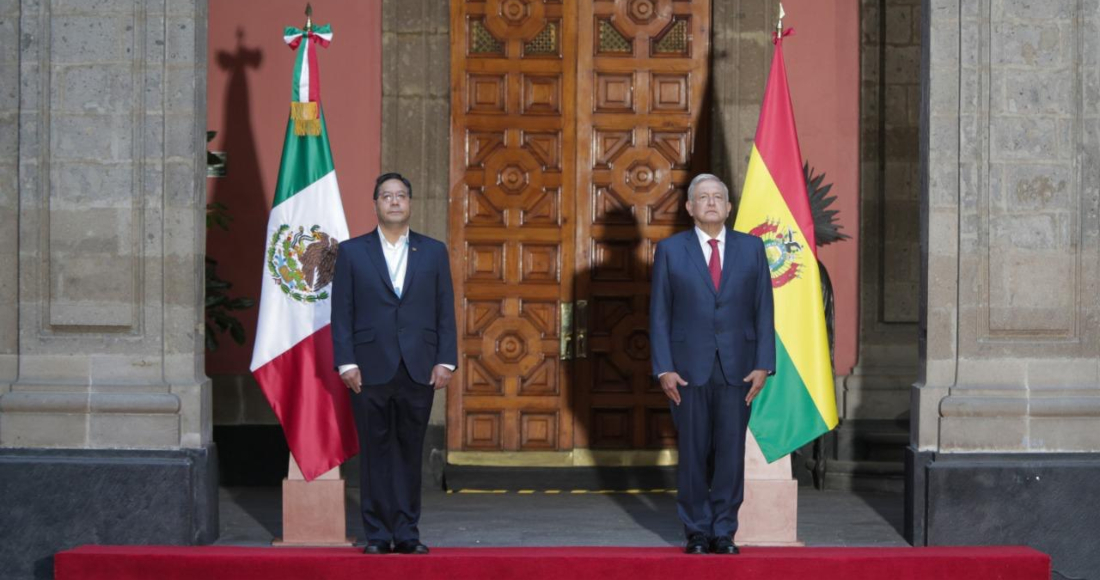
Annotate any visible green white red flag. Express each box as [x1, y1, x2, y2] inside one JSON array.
[[249, 22, 358, 481]]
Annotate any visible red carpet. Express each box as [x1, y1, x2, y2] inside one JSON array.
[[56, 545, 1049, 580]]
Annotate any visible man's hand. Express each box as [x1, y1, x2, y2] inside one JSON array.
[[341, 368, 362, 394], [659, 372, 688, 406], [743, 369, 769, 405], [429, 365, 453, 391]]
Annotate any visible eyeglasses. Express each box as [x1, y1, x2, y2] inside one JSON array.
[[378, 192, 409, 203]]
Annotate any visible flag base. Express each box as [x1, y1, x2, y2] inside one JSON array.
[[735, 431, 800, 546], [272, 458, 355, 547]]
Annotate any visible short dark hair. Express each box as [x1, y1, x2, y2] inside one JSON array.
[[373, 172, 412, 200]]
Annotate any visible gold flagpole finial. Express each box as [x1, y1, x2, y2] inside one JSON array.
[[305, 3, 313, 32], [777, 2, 785, 34]]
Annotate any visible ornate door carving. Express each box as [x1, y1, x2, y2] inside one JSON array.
[[449, 0, 578, 453], [449, 0, 709, 457], [574, 0, 710, 449]]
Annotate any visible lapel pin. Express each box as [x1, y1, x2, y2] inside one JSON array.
[[411, 247, 418, 251]]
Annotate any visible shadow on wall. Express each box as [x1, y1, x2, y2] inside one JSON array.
[[208, 27, 268, 374], [585, 87, 706, 545]]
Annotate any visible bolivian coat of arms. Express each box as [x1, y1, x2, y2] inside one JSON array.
[[750, 219, 803, 288], [266, 224, 339, 303]]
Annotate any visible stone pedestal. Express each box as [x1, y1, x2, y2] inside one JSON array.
[[915, 2, 1100, 577], [736, 431, 801, 546], [275, 459, 353, 547], [0, 1, 215, 578]]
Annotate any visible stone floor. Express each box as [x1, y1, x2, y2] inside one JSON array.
[[218, 486, 909, 548]]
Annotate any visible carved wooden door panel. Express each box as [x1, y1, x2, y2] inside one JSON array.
[[449, 0, 708, 456], [448, 0, 578, 453], [573, 0, 710, 449]]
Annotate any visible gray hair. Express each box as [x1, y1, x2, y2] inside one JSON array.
[[686, 173, 729, 202]]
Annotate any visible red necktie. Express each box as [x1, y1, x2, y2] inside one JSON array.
[[708, 238, 721, 290]]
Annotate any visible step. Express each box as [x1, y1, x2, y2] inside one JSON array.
[[816, 459, 905, 493], [444, 465, 677, 491]]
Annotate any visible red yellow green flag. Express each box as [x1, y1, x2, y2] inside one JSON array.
[[733, 30, 839, 462]]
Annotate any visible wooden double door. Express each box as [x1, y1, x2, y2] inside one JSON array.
[[448, 0, 709, 461]]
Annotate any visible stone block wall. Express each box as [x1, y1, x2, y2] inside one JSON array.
[[844, 0, 923, 425], [918, 0, 1100, 453], [0, 2, 218, 577], [1, 0, 211, 451], [912, 1, 1100, 573], [0, 0, 18, 394]]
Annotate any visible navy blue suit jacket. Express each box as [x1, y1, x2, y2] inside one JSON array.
[[330, 229, 458, 386], [649, 228, 776, 385]]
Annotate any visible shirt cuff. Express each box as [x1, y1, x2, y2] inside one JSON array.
[[437, 364, 456, 372], [657, 372, 669, 379], [338, 364, 358, 375]]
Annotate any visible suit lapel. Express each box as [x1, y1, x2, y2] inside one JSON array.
[[683, 231, 718, 296], [401, 232, 422, 299], [718, 227, 741, 295], [364, 229, 398, 297]]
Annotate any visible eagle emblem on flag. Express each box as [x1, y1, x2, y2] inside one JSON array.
[[266, 224, 339, 303]]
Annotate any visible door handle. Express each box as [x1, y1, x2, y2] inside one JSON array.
[[575, 300, 588, 359]]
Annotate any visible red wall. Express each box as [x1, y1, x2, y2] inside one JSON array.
[[206, 0, 381, 375], [205, 1, 861, 377], [781, 0, 861, 375]]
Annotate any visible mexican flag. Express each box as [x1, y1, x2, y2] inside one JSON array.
[[249, 23, 358, 481], [733, 30, 839, 462]]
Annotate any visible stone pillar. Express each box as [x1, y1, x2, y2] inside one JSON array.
[[827, 0, 923, 492], [0, 1, 216, 578], [380, 0, 450, 485], [913, 0, 1100, 575], [709, 0, 774, 197], [846, 0, 921, 425]]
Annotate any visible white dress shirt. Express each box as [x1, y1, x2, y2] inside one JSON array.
[[381, 228, 410, 297], [339, 228, 455, 377], [695, 226, 726, 268]]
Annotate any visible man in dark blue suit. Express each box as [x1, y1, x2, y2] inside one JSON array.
[[331, 172, 457, 555], [650, 173, 776, 555]]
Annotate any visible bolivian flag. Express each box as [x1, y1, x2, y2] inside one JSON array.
[[733, 30, 838, 462]]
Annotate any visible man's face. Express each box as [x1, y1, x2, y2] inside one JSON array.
[[685, 179, 731, 228], [375, 178, 411, 227]]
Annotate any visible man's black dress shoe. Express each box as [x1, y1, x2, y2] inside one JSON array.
[[394, 541, 430, 555], [709, 536, 740, 555], [363, 542, 391, 555], [684, 534, 709, 555]]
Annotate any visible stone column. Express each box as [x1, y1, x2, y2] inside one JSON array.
[[913, 0, 1100, 575], [0, 1, 216, 578], [380, 0, 450, 486], [709, 0, 774, 196], [830, 0, 923, 492]]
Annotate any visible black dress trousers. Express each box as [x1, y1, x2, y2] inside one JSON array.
[[348, 360, 435, 544]]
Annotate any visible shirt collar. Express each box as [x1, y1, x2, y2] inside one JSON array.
[[380, 228, 410, 249], [694, 226, 726, 246]]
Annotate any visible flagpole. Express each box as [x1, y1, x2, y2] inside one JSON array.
[[305, 3, 313, 33], [776, 2, 785, 36]]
